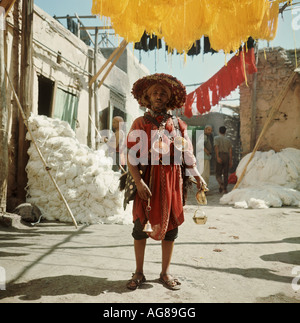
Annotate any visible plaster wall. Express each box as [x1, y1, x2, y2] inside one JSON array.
[[32, 6, 149, 146]]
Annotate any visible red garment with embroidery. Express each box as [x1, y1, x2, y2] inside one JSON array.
[[127, 113, 196, 240]]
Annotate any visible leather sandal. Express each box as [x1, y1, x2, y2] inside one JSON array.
[[126, 272, 146, 290], [159, 273, 181, 291]]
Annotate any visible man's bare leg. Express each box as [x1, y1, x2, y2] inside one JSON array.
[[127, 238, 147, 289], [134, 238, 147, 274], [161, 240, 174, 278], [160, 240, 180, 289]]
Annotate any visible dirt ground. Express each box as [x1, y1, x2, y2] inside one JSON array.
[[0, 176, 300, 304]]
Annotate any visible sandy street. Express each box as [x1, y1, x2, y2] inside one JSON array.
[[0, 177, 300, 303]]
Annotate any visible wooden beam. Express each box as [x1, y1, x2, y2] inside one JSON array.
[[54, 15, 97, 20], [0, 28, 8, 212], [87, 49, 93, 147], [80, 26, 113, 30], [17, 0, 34, 202], [1, 0, 16, 15], [250, 43, 259, 150], [89, 39, 127, 87], [74, 13, 95, 46], [97, 43, 127, 89], [94, 27, 100, 149]]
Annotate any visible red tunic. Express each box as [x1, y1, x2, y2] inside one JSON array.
[[127, 113, 196, 240]]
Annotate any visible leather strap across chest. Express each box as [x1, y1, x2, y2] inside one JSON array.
[[143, 113, 182, 137]]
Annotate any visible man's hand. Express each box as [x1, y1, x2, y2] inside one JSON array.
[[194, 175, 205, 190], [136, 179, 152, 201]]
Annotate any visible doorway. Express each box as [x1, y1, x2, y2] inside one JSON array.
[[38, 75, 54, 117]]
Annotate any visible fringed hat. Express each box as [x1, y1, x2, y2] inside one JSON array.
[[131, 73, 186, 110]]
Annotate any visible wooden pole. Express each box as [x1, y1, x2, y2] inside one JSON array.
[[94, 27, 100, 149], [87, 49, 93, 147], [234, 71, 297, 190], [88, 39, 127, 87], [250, 43, 259, 151], [4, 0, 17, 18], [17, 0, 34, 202], [88, 114, 102, 140], [0, 27, 8, 213], [97, 42, 127, 89], [74, 13, 95, 46], [5, 65, 78, 229]]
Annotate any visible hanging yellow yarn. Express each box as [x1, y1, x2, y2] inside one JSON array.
[[91, 0, 285, 54]]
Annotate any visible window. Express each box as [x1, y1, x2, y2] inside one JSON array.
[[53, 88, 79, 131], [37, 74, 79, 131], [99, 90, 126, 131]]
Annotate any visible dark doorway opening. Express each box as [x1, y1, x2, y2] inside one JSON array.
[[38, 75, 54, 117]]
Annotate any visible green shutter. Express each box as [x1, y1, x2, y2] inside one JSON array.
[[53, 88, 78, 130]]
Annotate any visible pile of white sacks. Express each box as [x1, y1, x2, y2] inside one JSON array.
[[25, 114, 132, 225], [220, 148, 300, 209]]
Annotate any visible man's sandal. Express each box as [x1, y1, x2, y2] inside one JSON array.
[[159, 273, 181, 291], [126, 272, 146, 290]]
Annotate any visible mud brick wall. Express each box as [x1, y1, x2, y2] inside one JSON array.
[[239, 47, 300, 155]]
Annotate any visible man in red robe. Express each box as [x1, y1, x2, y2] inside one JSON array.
[[126, 74, 204, 290]]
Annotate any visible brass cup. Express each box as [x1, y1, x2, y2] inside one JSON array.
[[193, 210, 207, 225]]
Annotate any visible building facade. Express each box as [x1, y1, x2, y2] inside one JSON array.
[[4, 3, 149, 210]]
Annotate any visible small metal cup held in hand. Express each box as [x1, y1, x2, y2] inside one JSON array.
[[191, 178, 209, 225], [143, 198, 153, 233]]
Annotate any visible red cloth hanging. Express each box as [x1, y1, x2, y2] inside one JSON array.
[[201, 84, 211, 112], [196, 87, 205, 114], [245, 47, 257, 74], [184, 91, 195, 118], [208, 77, 220, 106], [184, 47, 257, 117]]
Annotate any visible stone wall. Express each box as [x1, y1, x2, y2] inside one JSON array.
[[240, 47, 300, 155]]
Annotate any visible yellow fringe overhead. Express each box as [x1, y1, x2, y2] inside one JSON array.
[[91, 0, 287, 54]]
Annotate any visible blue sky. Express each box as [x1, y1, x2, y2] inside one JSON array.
[[35, 0, 299, 96]]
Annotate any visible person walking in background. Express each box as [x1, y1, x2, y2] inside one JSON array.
[[214, 126, 232, 194], [201, 125, 213, 188], [104, 116, 126, 172]]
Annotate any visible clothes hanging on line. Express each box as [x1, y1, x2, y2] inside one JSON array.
[[135, 34, 255, 57], [184, 47, 257, 117], [135, 32, 200, 56], [204, 37, 255, 55], [134, 32, 162, 52]]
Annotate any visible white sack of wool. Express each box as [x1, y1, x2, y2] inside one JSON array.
[[220, 148, 300, 209], [25, 114, 132, 225]]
